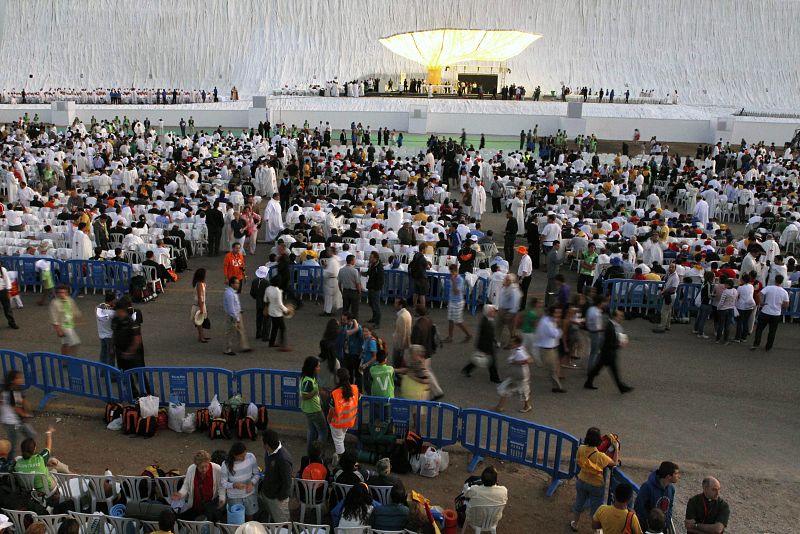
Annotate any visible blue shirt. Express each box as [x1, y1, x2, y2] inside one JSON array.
[[341, 325, 362, 356], [223, 286, 241, 318], [449, 275, 465, 303], [361, 337, 377, 365]]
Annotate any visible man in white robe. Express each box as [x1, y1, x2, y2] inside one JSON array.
[[263, 193, 284, 242], [693, 197, 709, 227], [322, 251, 342, 315], [471, 181, 487, 221], [387, 203, 404, 232], [71, 223, 93, 260]]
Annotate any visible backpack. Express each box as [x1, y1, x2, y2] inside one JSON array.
[[136, 416, 158, 438], [255, 406, 269, 430], [236, 416, 257, 441], [157, 408, 169, 430], [209, 417, 231, 440], [405, 431, 423, 456], [123, 406, 140, 434], [195, 408, 210, 431], [105, 402, 123, 424]]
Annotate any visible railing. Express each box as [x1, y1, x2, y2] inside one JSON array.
[[0, 256, 131, 297], [234, 368, 300, 410], [354, 395, 461, 448], [0, 256, 63, 290], [26, 352, 123, 409], [120, 367, 235, 408]]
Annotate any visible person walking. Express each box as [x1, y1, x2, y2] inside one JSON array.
[[250, 266, 270, 342], [338, 255, 362, 319], [223, 278, 251, 355], [544, 241, 561, 307], [1, 370, 36, 459], [653, 262, 679, 333], [751, 274, 790, 351], [191, 268, 210, 343], [462, 305, 500, 383], [409, 304, 444, 399], [365, 252, 384, 327], [444, 264, 472, 343], [503, 211, 518, 264], [535, 306, 566, 393], [492, 335, 533, 413], [299, 357, 328, 458], [584, 309, 634, 394], [49, 285, 81, 357], [516, 246, 533, 309], [525, 213, 540, 269], [223, 242, 246, 293], [0, 264, 20, 330], [577, 242, 598, 295], [392, 299, 413, 367], [264, 281, 290, 351], [321, 248, 342, 317], [327, 368, 359, 458]]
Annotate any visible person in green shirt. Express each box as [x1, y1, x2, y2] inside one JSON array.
[[577, 243, 599, 295], [14, 428, 70, 505], [300, 357, 327, 457], [369, 351, 395, 399]]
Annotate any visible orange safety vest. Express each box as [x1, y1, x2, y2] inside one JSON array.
[[330, 385, 359, 429]]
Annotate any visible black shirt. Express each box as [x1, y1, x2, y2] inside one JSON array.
[[685, 494, 729, 528]]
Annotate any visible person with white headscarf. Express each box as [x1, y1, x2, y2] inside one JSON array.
[[262, 193, 284, 243]]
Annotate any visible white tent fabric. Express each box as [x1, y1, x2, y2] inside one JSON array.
[[0, 0, 797, 110]]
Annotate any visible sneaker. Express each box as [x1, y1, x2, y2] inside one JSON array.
[[569, 520, 579, 532], [700, 335, 709, 339]]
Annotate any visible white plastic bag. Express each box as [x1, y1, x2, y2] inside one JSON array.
[[438, 450, 450, 472], [247, 402, 258, 419], [106, 417, 123, 431], [209, 394, 222, 418], [409, 454, 422, 475], [181, 413, 197, 433], [138, 395, 160, 418], [168, 402, 186, 432], [419, 447, 441, 478]]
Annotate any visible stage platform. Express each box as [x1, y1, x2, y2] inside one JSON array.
[[2, 97, 798, 145]]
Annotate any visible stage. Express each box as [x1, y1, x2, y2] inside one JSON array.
[[2, 97, 798, 145]]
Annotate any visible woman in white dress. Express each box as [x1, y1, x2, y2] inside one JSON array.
[[510, 190, 526, 236]]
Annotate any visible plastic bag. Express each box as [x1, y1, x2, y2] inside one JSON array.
[[410, 453, 422, 475], [209, 394, 222, 418], [107, 417, 123, 431], [419, 447, 441, 478], [139, 395, 160, 418], [438, 450, 450, 472], [246, 402, 258, 419], [181, 413, 197, 433], [168, 402, 186, 432]]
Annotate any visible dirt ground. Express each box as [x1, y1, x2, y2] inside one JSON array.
[[3, 206, 799, 533]]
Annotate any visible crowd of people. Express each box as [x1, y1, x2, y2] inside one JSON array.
[[0, 87, 235, 105], [1, 104, 798, 532]]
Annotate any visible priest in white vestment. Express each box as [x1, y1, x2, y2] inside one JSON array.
[[263, 193, 284, 242]]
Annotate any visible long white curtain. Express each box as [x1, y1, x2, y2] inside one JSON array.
[[0, 0, 796, 109]]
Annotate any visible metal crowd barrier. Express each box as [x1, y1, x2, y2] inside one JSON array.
[[0, 349, 31, 389], [27, 352, 123, 409], [234, 368, 300, 411], [0, 256, 131, 297], [604, 279, 664, 313], [120, 367, 235, 408], [606, 467, 640, 506], [787, 288, 800, 318], [354, 395, 461, 448], [291, 265, 323, 299], [381, 270, 412, 303], [459, 408, 580, 496], [0, 256, 63, 290]]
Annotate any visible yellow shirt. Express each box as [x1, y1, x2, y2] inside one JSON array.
[[593, 505, 642, 534], [576, 445, 614, 487], [352, 207, 366, 215], [413, 212, 428, 222], [644, 273, 662, 281]]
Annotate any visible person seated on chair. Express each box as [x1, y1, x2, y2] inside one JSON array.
[[172, 450, 225, 521], [463, 466, 508, 531], [369, 457, 400, 488], [151, 510, 176, 534], [13, 431, 71, 506], [142, 251, 169, 285], [0, 440, 15, 473], [298, 441, 328, 481], [370, 481, 410, 531]]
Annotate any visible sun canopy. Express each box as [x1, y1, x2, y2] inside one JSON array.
[[379, 29, 540, 68]]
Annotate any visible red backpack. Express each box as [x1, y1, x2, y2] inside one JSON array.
[[123, 406, 140, 435], [136, 416, 158, 438], [255, 406, 269, 430], [237, 416, 257, 440], [105, 402, 123, 424], [209, 418, 231, 440], [195, 408, 210, 431]]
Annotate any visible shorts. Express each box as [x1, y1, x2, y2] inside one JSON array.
[[60, 328, 81, 347], [448, 300, 464, 323], [413, 278, 429, 295], [227, 493, 259, 516]]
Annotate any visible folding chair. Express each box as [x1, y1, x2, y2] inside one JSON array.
[[293, 478, 328, 524]]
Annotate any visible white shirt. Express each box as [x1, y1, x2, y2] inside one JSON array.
[[264, 285, 289, 317], [96, 305, 115, 339], [517, 254, 532, 278], [759, 285, 789, 316], [541, 223, 560, 244], [735, 284, 755, 310], [5, 210, 22, 226]]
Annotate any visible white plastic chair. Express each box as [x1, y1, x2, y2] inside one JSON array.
[[81, 474, 119, 513], [334, 528, 370, 534], [462, 504, 505, 533], [142, 264, 164, 294], [116, 475, 156, 503], [37, 515, 69, 534], [332, 482, 354, 504], [14, 472, 59, 507], [293, 478, 328, 524], [69, 511, 108, 534], [292, 524, 329, 534], [368, 485, 393, 505], [2, 508, 37, 534], [176, 519, 214, 534], [52, 473, 85, 512], [260, 523, 293, 534], [105, 515, 140, 534]]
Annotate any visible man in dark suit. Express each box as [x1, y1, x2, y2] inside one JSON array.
[[205, 201, 225, 256], [584, 309, 634, 393]]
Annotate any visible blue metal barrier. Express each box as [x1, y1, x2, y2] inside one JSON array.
[[0, 350, 31, 390], [787, 288, 800, 318], [426, 272, 451, 306], [121, 367, 234, 406], [354, 395, 461, 448], [468, 277, 489, 315], [603, 280, 663, 313], [606, 467, 640, 506], [460, 408, 580, 496], [65, 260, 132, 296], [382, 270, 412, 303], [27, 352, 122, 409], [234, 369, 301, 411], [675, 283, 701, 320], [291, 265, 323, 298], [0, 256, 63, 290]]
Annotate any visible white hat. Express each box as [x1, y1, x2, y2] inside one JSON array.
[[255, 266, 270, 279], [0, 515, 12, 530], [470, 235, 479, 241]]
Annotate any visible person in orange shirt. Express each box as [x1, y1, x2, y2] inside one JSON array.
[[223, 242, 246, 292]]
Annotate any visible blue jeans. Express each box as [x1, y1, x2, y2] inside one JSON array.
[[694, 303, 712, 335], [304, 410, 328, 456], [587, 331, 602, 374], [716, 309, 734, 342], [99, 338, 115, 366], [572, 478, 605, 515]]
